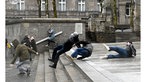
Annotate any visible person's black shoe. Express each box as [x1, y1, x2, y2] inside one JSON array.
[[49, 65, 56, 69], [26, 69, 31, 76], [18, 72, 25, 75], [30, 58, 32, 61], [50, 40, 55, 43], [48, 58, 54, 62]]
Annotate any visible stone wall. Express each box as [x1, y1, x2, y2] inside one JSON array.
[[115, 32, 140, 42], [6, 18, 86, 52]]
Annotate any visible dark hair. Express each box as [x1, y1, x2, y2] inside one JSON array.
[[128, 41, 133, 44], [12, 39, 20, 49]]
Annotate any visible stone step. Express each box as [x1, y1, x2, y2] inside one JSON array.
[[29, 55, 39, 82], [35, 54, 45, 82], [60, 55, 89, 82], [48, 50, 71, 82], [44, 52, 56, 82], [54, 61, 71, 82]]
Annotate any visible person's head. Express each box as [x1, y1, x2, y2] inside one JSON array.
[[70, 32, 79, 38], [48, 28, 54, 34], [24, 35, 30, 39], [30, 36, 34, 40], [11, 39, 20, 49], [127, 41, 133, 45]]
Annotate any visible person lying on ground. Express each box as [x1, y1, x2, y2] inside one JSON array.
[[100, 41, 136, 59]]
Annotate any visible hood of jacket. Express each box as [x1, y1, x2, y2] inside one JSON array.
[[12, 39, 20, 49]]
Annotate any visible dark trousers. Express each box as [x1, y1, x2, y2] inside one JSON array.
[[51, 45, 69, 66], [71, 48, 90, 58], [107, 46, 128, 58]]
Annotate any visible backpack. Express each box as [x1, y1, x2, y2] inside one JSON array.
[[130, 45, 136, 56]]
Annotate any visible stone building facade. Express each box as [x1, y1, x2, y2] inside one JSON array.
[[6, 0, 140, 43], [6, 0, 140, 31]]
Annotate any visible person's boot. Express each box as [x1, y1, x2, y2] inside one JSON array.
[[26, 69, 31, 76], [49, 64, 56, 69], [48, 58, 54, 62], [18, 72, 25, 75], [30, 58, 32, 61]]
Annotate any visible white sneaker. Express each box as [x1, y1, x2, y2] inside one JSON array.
[[99, 55, 108, 59], [103, 44, 110, 51]]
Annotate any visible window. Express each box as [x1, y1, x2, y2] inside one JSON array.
[[17, 0, 25, 10], [41, 0, 45, 11], [75, 23, 83, 34], [78, 0, 85, 11], [59, 0, 66, 11], [126, 3, 131, 16], [97, 3, 101, 12]]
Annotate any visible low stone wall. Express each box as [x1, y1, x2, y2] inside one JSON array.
[[115, 32, 140, 42], [86, 31, 140, 43], [6, 18, 86, 53], [96, 32, 116, 43]]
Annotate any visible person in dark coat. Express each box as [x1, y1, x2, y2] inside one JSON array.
[[10, 39, 38, 76], [30, 36, 37, 52], [101, 41, 136, 59], [21, 35, 31, 48], [21, 35, 33, 61], [30, 36, 38, 61], [48, 32, 80, 68]]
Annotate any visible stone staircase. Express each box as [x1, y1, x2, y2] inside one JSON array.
[[33, 50, 89, 82], [28, 42, 140, 82]]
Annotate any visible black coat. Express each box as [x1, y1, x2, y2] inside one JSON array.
[[21, 36, 31, 48], [126, 44, 136, 57], [31, 39, 37, 52], [63, 35, 80, 51]]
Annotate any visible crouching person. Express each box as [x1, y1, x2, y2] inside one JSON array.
[[10, 39, 38, 76], [71, 41, 93, 60]]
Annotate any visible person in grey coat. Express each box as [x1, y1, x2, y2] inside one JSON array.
[[71, 41, 93, 60]]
